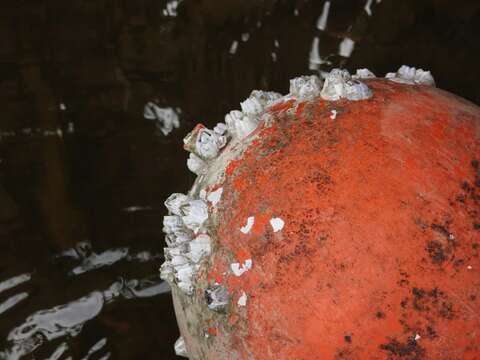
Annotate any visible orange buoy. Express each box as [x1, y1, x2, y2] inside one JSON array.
[[162, 67, 479, 359]]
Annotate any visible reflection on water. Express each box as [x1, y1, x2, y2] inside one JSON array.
[[0, 242, 170, 359], [1, 275, 169, 359], [0, 0, 479, 358]]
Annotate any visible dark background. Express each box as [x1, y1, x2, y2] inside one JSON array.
[[0, 0, 479, 358]]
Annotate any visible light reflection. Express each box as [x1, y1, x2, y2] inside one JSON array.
[[316, 1, 331, 31], [1, 277, 169, 359], [309, 37, 330, 71], [339, 37, 355, 58], [80, 338, 107, 360], [43, 342, 68, 360], [0, 293, 29, 316], [143, 102, 181, 136], [0, 273, 31, 294]]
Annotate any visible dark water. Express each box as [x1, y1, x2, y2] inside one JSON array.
[[0, 0, 479, 358]]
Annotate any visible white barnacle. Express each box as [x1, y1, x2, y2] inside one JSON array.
[[205, 285, 230, 312], [330, 110, 337, 120], [321, 68, 372, 101], [352, 68, 376, 79], [164, 246, 185, 258], [248, 90, 282, 109], [187, 153, 207, 175], [171, 254, 189, 267], [289, 75, 323, 100], [160, 261, 174, 282], [165, 193, 189, 216], [196, 128, 227, 160], [163, 215, 186, 235], [225, 110, 259, 140], [345, 81, 372, 101], [186, 234, 211, 263], [240, 97, 264, 115], [213, 122, 227, 135], [165, 231, 192, 246], [175, 263, 195, 293], [174, 337, 188, 358], [385, 65, 435, 86], [320, 69, 351, 100], [199, 189, 207, 200], [180, 199, 209, 233]]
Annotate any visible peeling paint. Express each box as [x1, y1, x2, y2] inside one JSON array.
[[238, 292, 248, 307], [240, 216, 255, 234], [230, 259, 253, 276], [270, 217, 285, 232]]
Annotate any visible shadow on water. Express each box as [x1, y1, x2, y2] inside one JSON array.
[[0, 0, 479, 358]]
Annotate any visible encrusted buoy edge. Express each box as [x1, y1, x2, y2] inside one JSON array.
[[385, 65, 435, 86], [160, 65, 435, 355]]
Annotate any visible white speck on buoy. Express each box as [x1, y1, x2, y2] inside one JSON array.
[[270, 217, 284, 232], [238, 292, 248, 306], [240, 216, 255, 234], [59, 103, 66, 111], [467, 265, 473, 270], [207, 187, 223, 206], [241, 33, 250, 42], [414, 334, 421, 341], [230, 259, 253, 276], [330, 110, 337, 120]]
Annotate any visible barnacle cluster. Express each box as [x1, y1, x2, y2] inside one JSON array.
[[161, 66, 435, 358], [160, 66, 435, 296], [385, 65, 435, 86]]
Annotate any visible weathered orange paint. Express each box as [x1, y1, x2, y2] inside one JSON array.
[[208, 327, 218, 337], [201, 79, 480, 359], [268, 98, 296, 113]]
